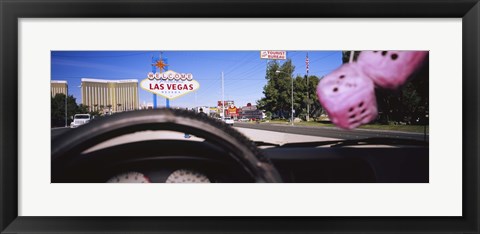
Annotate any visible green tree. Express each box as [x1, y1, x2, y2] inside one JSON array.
[[77, 104, 89, 114], [304, 75, 323, 119], [291, 74, 323, 120], [257, 59, 323, 121], [257, 59, 295, 119], [51, 94, 79, 127], [89, 110, 102, 117], [293, 74, 307, 119]]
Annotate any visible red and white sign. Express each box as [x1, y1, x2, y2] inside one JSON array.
[[260, 50, 287, 60], [140, 70, 199, 100]]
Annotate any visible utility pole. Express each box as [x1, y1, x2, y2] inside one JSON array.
[[290, 63, 294, 126], [349, 50, 355, 63], [306, 52, 309, 122], [152, 54, 158, 109], [222, 71, 225, 120], [275, 60, 294, 126]]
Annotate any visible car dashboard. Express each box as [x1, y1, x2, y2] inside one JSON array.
[[58, 138, 428, 183]]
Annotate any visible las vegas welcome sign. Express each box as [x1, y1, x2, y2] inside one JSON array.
[[140, 70, 200, 100]]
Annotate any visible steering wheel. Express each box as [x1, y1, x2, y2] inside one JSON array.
[[52, 108, 282, 183]]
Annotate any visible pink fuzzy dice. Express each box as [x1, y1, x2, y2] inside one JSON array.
[[317, 63, 378, 130], [357, 51, 428, 89]]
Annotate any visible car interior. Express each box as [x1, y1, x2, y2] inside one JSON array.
[[51, 108, 428, 183]]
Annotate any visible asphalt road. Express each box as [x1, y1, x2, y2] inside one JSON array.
[[52, 123, 428, 142], [233, 123, 428, 141]]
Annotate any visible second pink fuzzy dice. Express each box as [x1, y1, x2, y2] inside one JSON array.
[[357, 51, 428, 89], [317, 63, 378, 130]]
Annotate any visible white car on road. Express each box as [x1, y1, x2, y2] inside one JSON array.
[[223, 117, 234, 125], [70, 114, 91, 128], [238, 118, 249, 122]]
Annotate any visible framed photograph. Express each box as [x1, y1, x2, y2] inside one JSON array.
[[1, 0, 478, 233]]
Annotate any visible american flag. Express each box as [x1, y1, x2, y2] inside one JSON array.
[[305, 53, 309, 74]]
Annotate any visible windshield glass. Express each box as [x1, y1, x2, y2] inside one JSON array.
[[51, 50, 429, 145], [50, 50, 430, 185]]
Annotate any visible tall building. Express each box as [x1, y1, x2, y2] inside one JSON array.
[[81, 78, 139, 113], [51, 80, 68, 97]]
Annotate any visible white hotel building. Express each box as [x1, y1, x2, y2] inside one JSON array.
[[81, 78, 139, 113], [51, 80, 68, 97]]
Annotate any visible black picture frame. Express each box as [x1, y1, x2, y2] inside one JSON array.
[[1, 0, 479, 233]]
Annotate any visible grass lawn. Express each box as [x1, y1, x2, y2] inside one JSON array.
[[259, 120, 429, 134]]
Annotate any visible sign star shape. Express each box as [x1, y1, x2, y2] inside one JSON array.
[[154, 60, 168, 70]]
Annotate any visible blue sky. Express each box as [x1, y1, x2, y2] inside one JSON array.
[[51, 51, 343, 108]]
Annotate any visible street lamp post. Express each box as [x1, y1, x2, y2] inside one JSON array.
[[276, 69, 294, 126]]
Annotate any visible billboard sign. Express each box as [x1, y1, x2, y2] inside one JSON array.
[[228, 106, 237, 114], [217, 100, 234, 107], [260, 50, 287, 60], [140, 70, 199, 100]]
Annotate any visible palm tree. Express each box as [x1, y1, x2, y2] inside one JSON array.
[[117, 103, 122, 112]]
